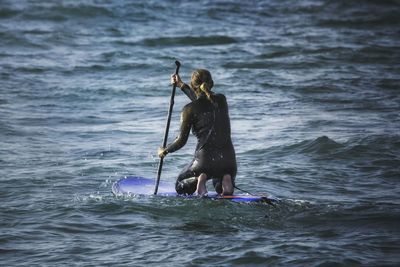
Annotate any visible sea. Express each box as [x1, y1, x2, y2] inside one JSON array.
[[1, 0, 399, 266]]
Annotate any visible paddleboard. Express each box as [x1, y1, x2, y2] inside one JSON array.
[[112, 176, 276, 204]]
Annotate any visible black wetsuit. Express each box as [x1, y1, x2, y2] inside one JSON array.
[[165, 85, 237, 194]]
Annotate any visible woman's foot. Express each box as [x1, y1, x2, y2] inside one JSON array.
[[195, 173, 208, 196], [222, 174, 234, 195]]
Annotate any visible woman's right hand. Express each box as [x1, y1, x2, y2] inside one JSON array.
[[171, 74, 183, 88]]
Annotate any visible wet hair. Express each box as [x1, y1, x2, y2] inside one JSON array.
[[190, 69, 214, 103]]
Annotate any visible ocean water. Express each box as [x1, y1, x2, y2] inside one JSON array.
[[1, 0, 399, 266]]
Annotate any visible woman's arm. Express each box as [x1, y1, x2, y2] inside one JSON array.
[[163, 105, 193, 155], [171, 74, 196, 101], [180, 83, 197, 101]]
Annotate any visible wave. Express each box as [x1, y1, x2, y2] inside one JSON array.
[[0, 121, 27, 137], [71, 62, 152, 73], [4, 61, 155, 75], [16, 4, 115, 22], [317, 15, 400, 28], [0, 32, 48, 49], [275, 200, 400, 248], [287, 136, 343, 155], [335, 135, 400, 160], [223, 61, 278, 69], [315, 0, 400, 28], [257, 44, 398, 67], [243, 134, 400, 160], [0, 7, 19, 18], [115, 35, 237, 47], [223, 59, 324, 70], [242, 136, 342, 157], [49, 5, 114, 18], [323, 0, 400, 10], [295, 85, 345, 94]]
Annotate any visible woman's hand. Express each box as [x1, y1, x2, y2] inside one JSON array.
[[158, 147, 167, 158], [171, 74, 184, 88]]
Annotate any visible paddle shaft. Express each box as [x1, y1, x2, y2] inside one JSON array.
[[154, 60, 181, 195]]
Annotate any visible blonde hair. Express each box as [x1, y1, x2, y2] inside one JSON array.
[[190, 69, 214, 103]]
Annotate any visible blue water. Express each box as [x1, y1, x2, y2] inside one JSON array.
[[1, 0, 400, 266]]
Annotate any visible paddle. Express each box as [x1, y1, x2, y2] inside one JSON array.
[[154, 60, 181, 195]]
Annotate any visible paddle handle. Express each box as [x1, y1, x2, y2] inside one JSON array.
[[154, 60, 181, 195]]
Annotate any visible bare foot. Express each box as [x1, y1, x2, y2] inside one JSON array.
[[195, 173, 208, 196]]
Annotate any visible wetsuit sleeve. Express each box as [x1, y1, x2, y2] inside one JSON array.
[[165, 105, 192, 154], [180, 83, 197, 102]]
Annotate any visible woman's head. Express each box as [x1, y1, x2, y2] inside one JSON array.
[[190, 69, 214, 101]]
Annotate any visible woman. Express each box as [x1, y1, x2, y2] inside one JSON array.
[[158, 69, 237, 196]]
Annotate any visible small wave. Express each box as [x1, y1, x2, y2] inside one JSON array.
[[137, 35, 237, 47], [70, 62, 152, 73], [321, 0, 400, 14], [51, 5, 114, 18], [0, 8, 19, 18], [257, 45, 301, 59], [0, 122, 27, 137], [241, 136, 343, 159], [243, 135, 400, 165], [22, 29, 53, 35], [19, 4, 114, 22], [223, 60, 322, 70], [290, 200, 400, 227], [258, 50, 296, 59], [0, 32, 48, 49], [295, 85, 345, 94], [317, 12, 400, 29], [223, 61, 277, 69], [378, 79, 400, 91], [100, 51, 132, 62], [81, 148, 123, 159], [291, 136, 343, 154], [333, 134, 400, 160], [13, 66, 47, 74], [348, 45, 400, 64]]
